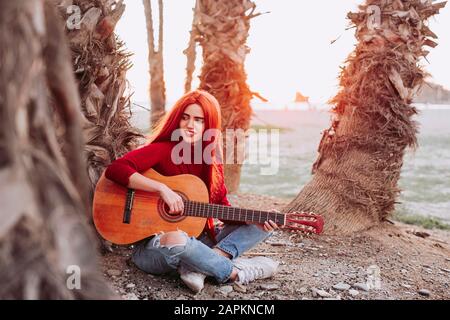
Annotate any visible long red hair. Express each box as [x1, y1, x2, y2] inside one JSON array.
[[148, 90, 227, 204]]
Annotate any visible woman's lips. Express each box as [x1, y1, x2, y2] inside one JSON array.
[[185, 130, 195, 137]]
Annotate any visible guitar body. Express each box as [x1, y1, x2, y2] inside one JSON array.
[[93, 169, 209, 244]]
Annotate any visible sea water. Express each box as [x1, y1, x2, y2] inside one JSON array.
[[130, 103, 450, 224]]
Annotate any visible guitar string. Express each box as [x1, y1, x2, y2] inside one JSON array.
[[129, 193, 286, 225], [184, 200, 286, 226], [125, 193, 317, 232]]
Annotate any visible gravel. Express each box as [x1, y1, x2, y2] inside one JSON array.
[[311, 288, 332, 298], [418, 289, 431, 297], [352, 283, 369, 292], [348, 289, 359, 296], [259, 283, 280, 291], [332, 283, 351, 291], [100, 193, 450, 301]]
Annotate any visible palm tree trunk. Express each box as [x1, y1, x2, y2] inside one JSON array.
[[143, 0, 166, 127], [192, 0, 259, 193], [0, 0, 115, 299], [58, 0, 143, 194], [285, 0, 447, 234], [184, 0, 200, 93]]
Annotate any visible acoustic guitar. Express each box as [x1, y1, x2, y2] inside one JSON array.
[[93, 169, 324, 245]]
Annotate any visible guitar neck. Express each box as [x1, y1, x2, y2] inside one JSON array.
[[183, 200, 286, 226]]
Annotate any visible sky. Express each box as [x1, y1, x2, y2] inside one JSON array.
[[116, 0, 450, 105]]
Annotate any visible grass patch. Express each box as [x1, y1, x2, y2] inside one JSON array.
[[393, 212, 450, 230]]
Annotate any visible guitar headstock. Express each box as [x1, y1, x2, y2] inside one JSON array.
[[283, 211, 324, 235]]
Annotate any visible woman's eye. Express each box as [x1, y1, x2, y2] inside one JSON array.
[[195, 118, 204, 123]]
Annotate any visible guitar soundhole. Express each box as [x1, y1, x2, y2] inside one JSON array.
[[158, 191, 188, 223]]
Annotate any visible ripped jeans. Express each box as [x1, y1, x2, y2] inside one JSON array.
[[131, 223, 271, 283]]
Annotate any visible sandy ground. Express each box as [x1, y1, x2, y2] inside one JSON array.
[[100, 193, 450, 300]]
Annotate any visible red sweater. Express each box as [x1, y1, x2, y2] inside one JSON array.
[[104, 141, 231, 242]]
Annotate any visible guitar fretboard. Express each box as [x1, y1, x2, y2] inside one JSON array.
[[182, 200, 285, 226]]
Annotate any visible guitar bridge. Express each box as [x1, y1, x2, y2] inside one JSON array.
[[123, 189, 135, 224]]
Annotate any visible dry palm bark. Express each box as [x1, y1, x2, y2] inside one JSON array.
[[187, 0, 260, 193], [184, 0, 200, 93], [285, 0, 447, 234], [0, 0, 115, 299], [143, 0, 166, 127], [57, 0, 143, 193]]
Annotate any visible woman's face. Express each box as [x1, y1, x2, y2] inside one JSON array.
[[179, 103, 205, 144]]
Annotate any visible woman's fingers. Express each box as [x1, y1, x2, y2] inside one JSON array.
[[268, 209, 281, 228], [269, 220, 279, 229], [175, 201, 183, 213], [262, 220, 279, 233], [178, 198, 184, 213], [168, 197, 183, 214], [161, 187, 184, 214]]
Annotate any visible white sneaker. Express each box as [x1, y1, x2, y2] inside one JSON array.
[[178, 265, 207, 293], [233, 256, 279, 285]]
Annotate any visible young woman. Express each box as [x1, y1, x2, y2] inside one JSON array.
[[105, 90, 279, 293]]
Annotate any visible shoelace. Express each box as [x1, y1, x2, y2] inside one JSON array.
[[239, 265, 265, 284]]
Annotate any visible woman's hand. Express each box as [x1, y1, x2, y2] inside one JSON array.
[[159, 184, 184, 214], [262, 220, 279, 233], [257, 209, 280, 233]]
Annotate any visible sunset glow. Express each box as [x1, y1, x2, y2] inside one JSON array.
[[117, 0, 450, 106]]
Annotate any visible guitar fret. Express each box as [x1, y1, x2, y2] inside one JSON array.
[[183, 200, 287, 228]]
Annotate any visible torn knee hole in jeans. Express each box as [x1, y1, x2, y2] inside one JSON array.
[[155, 232, 188, 250]]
